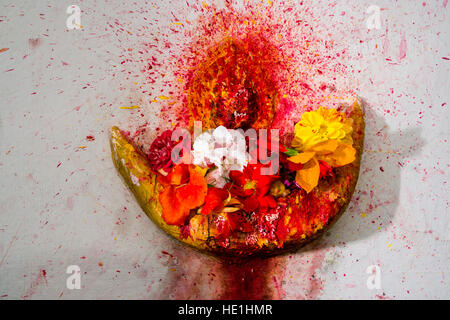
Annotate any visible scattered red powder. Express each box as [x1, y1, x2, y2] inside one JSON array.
[[22, 269, 48, 299]]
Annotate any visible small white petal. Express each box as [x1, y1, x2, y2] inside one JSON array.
[[213, 126, 233, 146]]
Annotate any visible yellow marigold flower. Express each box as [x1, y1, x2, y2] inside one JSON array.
[[292, 107, 353, 151], [287, 107, 356, 193]]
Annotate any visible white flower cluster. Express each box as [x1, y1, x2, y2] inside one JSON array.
[[192, 126, 248, 188]]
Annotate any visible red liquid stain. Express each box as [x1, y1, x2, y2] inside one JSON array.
[[157, 244, 330, 300], [157, 246, 286, 300], [218, 257, 285, 300]]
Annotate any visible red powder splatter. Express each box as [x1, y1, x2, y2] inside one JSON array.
[[149, 2, 354, 138], [161, 250, 175, 259], [22, 269, 48, 299], [375, 293, 392, 300]]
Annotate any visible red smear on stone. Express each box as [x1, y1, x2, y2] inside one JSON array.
[[157, 244, 286, 300], [161, 250, 176, 259], [218, 258, 285, 300]]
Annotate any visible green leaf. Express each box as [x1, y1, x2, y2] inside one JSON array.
[[284, 148, 299, 157]]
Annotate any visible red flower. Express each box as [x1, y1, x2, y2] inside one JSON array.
[[147, 129, 181, 174], [227, 163, 278, 213], [250, 130, 282, 176], [200, 187, 229, 216]]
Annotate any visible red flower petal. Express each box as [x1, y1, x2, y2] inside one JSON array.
[[319, 160, 334, 178], [229, 170, 248, 187], [287, 160, 304, 172], [259, 195, 277, 211], [200, 187, 229, 215], [243, 196, 259, 213]]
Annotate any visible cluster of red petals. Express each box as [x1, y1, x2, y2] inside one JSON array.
[[147, 129, 181, 173], [226, 163, 278, 213]]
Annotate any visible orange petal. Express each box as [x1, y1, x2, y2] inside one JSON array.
[[310, 139, 339, 155], [177, 184, 207, 209], [176, 165, 207, 209], [159, 164, 189, 185], [288, 151, 316, 164], [188, 165, 208, 187], [325, 143, 356, 167], [159, 186, 190, 225], [295, 158, 320, 193]]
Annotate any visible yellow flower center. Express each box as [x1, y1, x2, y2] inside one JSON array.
[[243, 180, 257, 190]]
